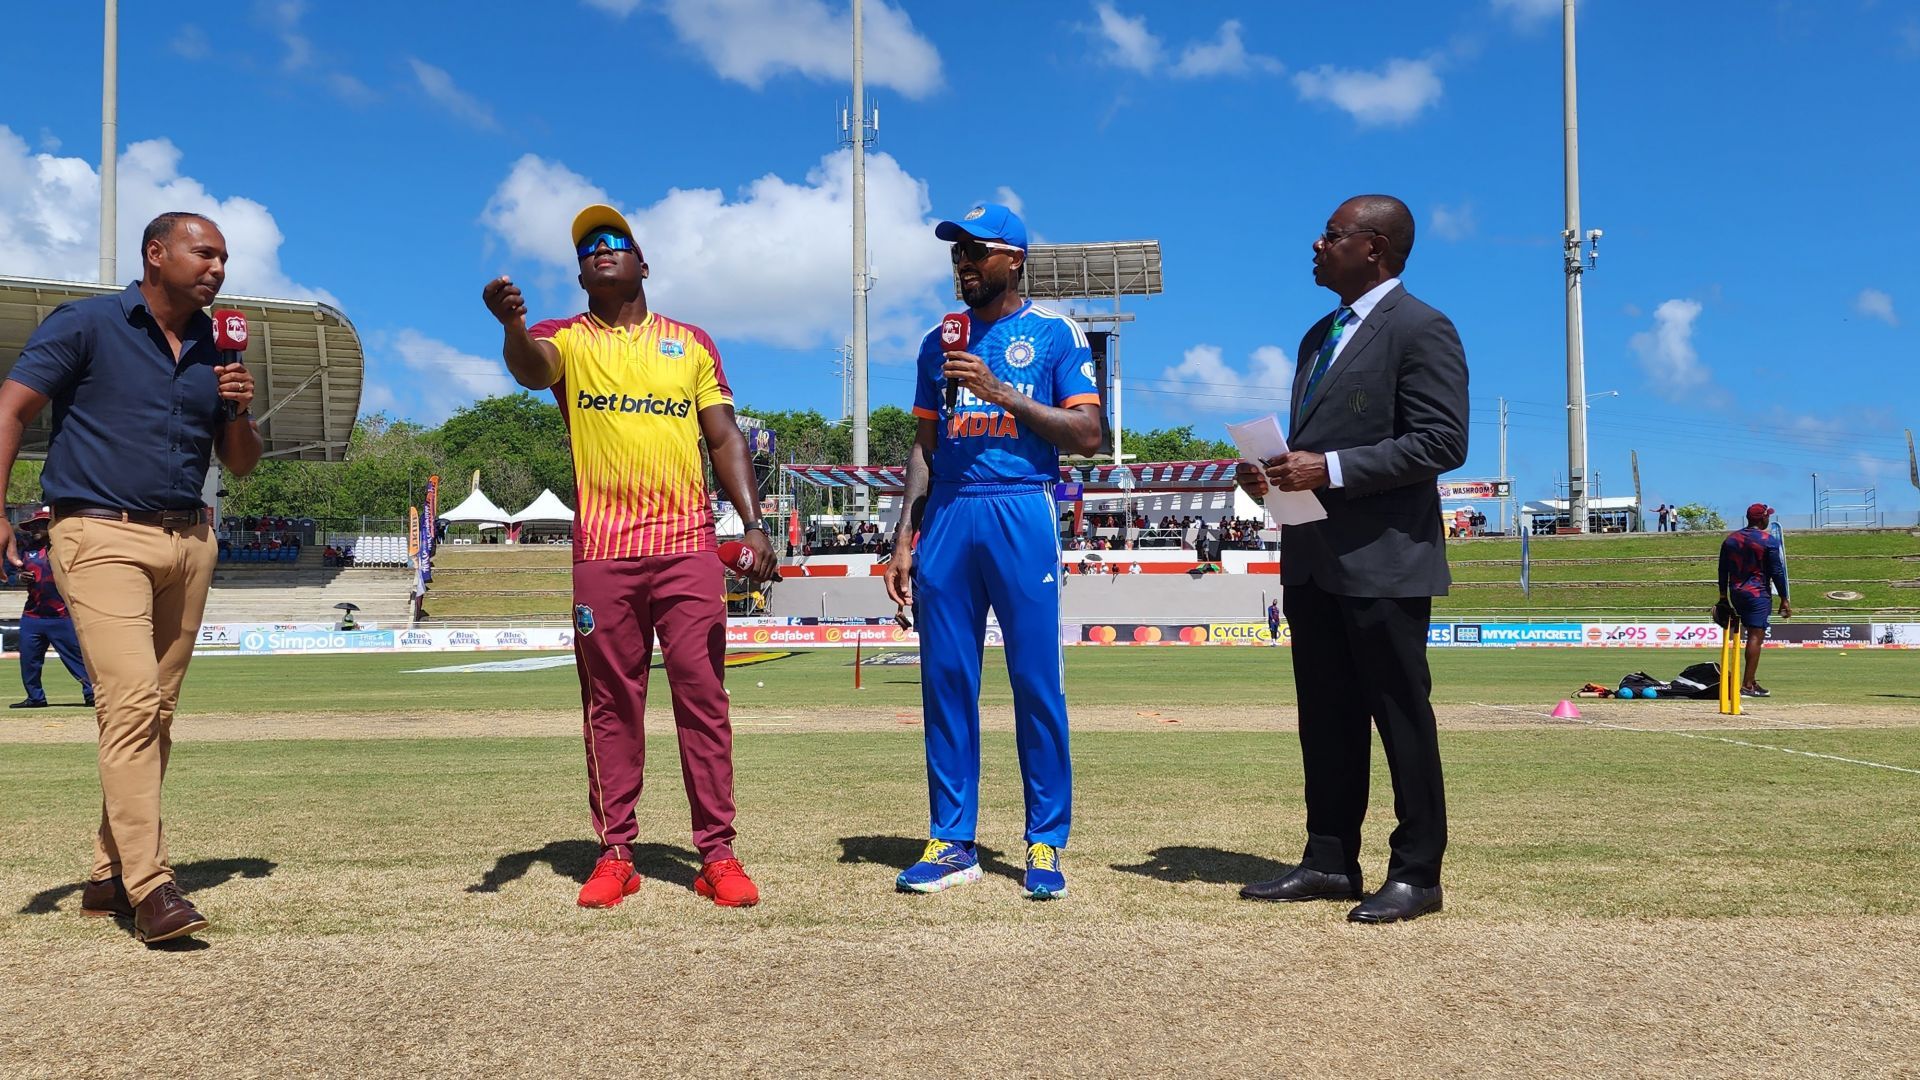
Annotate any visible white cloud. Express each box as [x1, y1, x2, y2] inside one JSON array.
[[1491, 0, 1561, 26], [626, 0, 944, 99], [1091, 3, 1163, 73], [1854, 287, 1898, 326], [1160, 344, 1295, 413], [1628, 299, 1709, 401], [171, 25, 210, 60], [0, 126, 331, 303], [252, 1, 371, 104], [408, 59, 497, 131], [366, 329, 518, 424], [326, 73, 378, 106], [1294, 59, 1444, 126], [994, 186, 1024, 216], [1431, 202, 1476, 241], [255, 0, 314, 71], [1089, 6, 1279, 79], [480, 148, 950, 353], [1172, 19, 1283, 78]]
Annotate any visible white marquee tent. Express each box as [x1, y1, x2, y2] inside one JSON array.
[[440, 488, 511, 525], [512, 489, 575, 525]]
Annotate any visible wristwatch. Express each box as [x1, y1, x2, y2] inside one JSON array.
[[742, 521, 768, 534]]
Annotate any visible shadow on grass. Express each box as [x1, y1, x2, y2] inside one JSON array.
[[836, 835, 1022, 883], [1110, 846, 1288, 886], [1868, 693, 1920, 699], [468, 840, 701, 893], [17, 856, 277, 916]]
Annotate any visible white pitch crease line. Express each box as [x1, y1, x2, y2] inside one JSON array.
[[1469, 702, 1920, 777]]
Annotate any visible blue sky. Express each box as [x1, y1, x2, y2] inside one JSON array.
[[4, 0, 1917, 521]]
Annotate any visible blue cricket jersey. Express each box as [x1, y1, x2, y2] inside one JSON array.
[[912, 301, 1100, 486]]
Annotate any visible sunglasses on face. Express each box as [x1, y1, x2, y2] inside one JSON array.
[[577, 230, 637, 259], [1318, 227, 1381, 246], [950, 240, 1023, 265]]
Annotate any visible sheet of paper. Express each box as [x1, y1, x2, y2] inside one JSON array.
[[1226, 414, 1328, 526]]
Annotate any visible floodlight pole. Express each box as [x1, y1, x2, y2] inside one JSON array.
[[100, 0, 118, 284], [848, 0, 871, 516], [1560, 0, 1595, 535]]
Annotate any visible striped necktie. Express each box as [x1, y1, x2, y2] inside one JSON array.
[[1300, 306, 1354, 407]]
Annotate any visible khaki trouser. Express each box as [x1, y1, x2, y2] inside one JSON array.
[[47, 516, 215, 905]]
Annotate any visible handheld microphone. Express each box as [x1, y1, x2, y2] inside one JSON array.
[[939, 311, 969, 412], [717, 539, 782, 581], [212, 309, 249, 421]]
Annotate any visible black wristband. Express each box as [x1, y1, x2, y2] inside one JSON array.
[[742, 521, 767, 534]]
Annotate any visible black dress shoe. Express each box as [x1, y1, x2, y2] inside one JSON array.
[[1240, 865, 1362, 902], [1347, 880, 1443, 923], [9, 698, 48, 709]]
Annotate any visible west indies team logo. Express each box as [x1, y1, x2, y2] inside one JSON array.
[[659, 339, 686, 359], [1003, 335, 1037, 369], [574, 604, 595, 636]]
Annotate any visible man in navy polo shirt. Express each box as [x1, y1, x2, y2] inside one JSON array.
[[0, 211, 261, 944]]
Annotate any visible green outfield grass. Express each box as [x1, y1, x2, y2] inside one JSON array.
[[1452, 528, 1920, 561], [420, 529, 1919, 622], [3, 645, 1908, 719], [5, 642, 1917, 1075]]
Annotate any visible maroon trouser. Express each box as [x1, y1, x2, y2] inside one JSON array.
[[573, 552, 736, 863]]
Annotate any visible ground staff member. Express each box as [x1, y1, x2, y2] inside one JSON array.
[[1719, 503, 1790, 697], [1234, 195, 1468, 924], [10, 507, 94, 709], [885, 202, 1103, 900], [483, 204, 775, 910], [0, 211, 261, 944]]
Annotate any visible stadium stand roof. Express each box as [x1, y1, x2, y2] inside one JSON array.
[[0, 274, 364, 461], [782, 459, 1239, 495]]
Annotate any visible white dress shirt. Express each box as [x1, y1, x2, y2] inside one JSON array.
[[1317, 277, 1400, 489]]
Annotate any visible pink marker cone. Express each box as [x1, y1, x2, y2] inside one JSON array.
[[1551, 700, 1581, 719]]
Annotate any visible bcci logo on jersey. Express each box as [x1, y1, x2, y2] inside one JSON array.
[[576, 390, 693, 417], [1003, 335, 1037, 369]]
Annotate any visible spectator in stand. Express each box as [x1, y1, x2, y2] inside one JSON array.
[[1268, 599, 1282, 647]]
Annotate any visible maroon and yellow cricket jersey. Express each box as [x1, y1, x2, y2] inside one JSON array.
[[529, 311, 732, 562]]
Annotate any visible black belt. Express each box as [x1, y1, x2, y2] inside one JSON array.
[[53, 505, 205, 529]]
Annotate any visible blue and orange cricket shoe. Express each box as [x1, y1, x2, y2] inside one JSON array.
[[895, 839, 983, 893], [1024, 842, 1065, 900]]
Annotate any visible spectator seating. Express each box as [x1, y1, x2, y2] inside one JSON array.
[[323, 534, 412, 568]]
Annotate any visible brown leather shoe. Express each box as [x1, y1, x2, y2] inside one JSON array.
[[133, 881, 209, 943], [80, 875, 135, 918]]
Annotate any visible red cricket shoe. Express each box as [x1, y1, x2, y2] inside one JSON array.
[[577, 853, 641, 908], [694, 858, 759, 907]]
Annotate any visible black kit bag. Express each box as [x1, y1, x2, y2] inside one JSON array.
[[1669, 662, 1722, 699]]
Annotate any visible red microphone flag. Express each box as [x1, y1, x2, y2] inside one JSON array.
[[717, 540, 782, 581], [940, 311, 969, 410], [213, 309, 249, 353]]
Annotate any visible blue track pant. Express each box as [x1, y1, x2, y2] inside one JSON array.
[[19, 614, 92, 703], [914, 482, 1071, 848]]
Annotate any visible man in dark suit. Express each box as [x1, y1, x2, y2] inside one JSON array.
[[1234, 194, 1469, 923]]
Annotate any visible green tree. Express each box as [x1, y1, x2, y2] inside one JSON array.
[[1675, 502, 1726, 531], [431, 394, 574, 513], [1119, 425, 1236, 462], [8, 461, 44, 506]]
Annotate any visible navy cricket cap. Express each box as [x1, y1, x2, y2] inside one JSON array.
[[935, 202, 1029, 250]]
